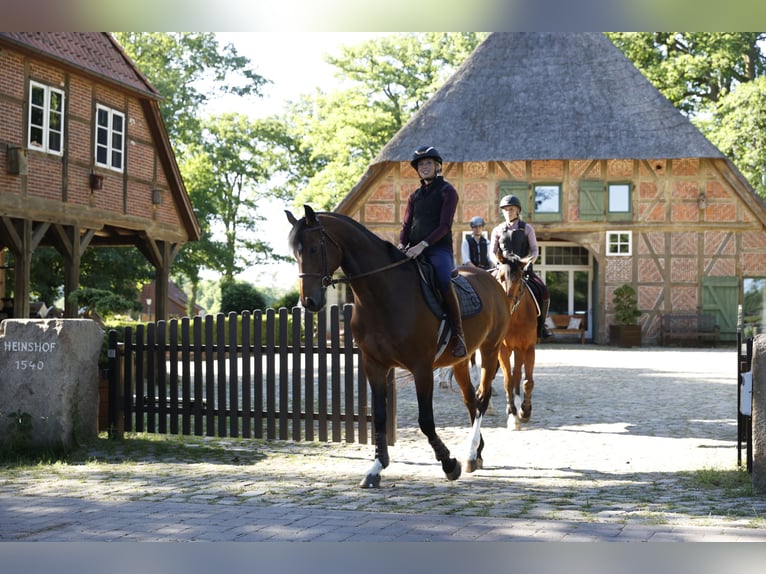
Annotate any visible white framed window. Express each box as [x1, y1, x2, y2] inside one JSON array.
[[95, 104, 125, 171], [28, 81, 64, 155], [607, 230, 632, 256]]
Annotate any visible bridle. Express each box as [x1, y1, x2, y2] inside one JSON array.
[[501, 255, 529, 316], [298, 222, 410, 289]]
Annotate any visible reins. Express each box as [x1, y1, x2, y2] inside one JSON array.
[[298, 221, 410, 288]]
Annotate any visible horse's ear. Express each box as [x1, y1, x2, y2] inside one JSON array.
[[304, 204, 318, 225], [285, 210, 298, 226]]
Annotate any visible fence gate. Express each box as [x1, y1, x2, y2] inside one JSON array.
[[106, 304, 396, 445]]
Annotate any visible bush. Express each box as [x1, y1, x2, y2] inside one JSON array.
[[272, 288, 300, 310], [220, 280, 266, 314]]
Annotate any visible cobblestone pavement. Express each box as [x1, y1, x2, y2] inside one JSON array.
[[2, 345, 766, 542]]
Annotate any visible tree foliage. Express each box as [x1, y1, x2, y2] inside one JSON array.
[[183, 113, 293, 281], [113, 32, 267, 158], [280, 33, 487, 210], [606, 32, 766, 197]]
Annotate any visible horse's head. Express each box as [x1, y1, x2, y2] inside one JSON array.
[[497, 254, 525, 299], [286, 204, 343, 313]]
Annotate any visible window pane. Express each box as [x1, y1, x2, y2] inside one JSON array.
[[29, 126, 44, 147], [97, 128, 108, 146], [609, 184, 630, 212], [49, 111, 61, 130], [545, 271, 568, 314], [30, 107, 43, 128], [96, 146, 107, 164], [49, 91, 62, 112], [31, 86, 44, 106], [574, 271, 588, 314], [111, 150, 122, 169], [112, 114, 123, 132], [534, 185, 560, 213], [97, 108, 109, 127], [49, 132, 61, 152]]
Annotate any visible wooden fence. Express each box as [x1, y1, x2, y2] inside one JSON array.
[[105, 304, 397, 445]]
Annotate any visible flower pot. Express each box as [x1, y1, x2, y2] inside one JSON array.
[[609, 324, 642, 348]]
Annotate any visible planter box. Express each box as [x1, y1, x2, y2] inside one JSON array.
[[609, 324, 642, 348]]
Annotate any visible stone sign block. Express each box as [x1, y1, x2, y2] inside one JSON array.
[[0, 319, 104, 449]]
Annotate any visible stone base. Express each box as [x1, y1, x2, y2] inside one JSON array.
[[0, 319, 104, 449]]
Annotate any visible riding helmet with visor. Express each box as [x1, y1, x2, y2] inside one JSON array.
[[469, 216, 486, 228], [410, 146, 443, 169], [499, 195, 522, 209]]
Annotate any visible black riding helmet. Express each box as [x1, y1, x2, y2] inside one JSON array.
[[410, 146, 443, 169], [499, 194, 522, 209]]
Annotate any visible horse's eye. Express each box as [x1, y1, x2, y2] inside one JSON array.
[[308, 245, 319, 255]]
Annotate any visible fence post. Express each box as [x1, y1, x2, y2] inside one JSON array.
[[752, 334, 766, 494], [107, 329, 124, 439]]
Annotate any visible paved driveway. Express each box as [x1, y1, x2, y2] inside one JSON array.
[[2, 345, 765, 542]]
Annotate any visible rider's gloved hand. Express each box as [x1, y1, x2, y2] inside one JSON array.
[[405, 241, 428, 259]]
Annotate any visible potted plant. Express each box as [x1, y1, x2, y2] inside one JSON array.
[[609, 283, 642, 347]]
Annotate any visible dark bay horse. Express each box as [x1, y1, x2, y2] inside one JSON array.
[[496, 255, 538, 430], [286, 205, 511, 487]]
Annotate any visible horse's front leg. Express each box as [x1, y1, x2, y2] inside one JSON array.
[[359, 362, 391, 489], [414, 367, 461, 481], [518, 346, 535, 423]]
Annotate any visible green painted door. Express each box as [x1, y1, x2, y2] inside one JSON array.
[[701, 276, 739, 342]]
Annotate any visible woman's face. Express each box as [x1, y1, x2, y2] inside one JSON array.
[[502, 206, 519, 221]]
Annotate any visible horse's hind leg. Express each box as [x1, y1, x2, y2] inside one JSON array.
[[451, 359, 483, 473], [359, 365, 391, 489]]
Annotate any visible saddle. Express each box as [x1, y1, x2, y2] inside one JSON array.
[[415, 258, 482, 361], [415, 259, 483, 320]]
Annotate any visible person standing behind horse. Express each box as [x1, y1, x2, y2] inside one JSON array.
[[398, 145, 466, 357], [490, 194, 554, 340], [461, 216, 491, 270]]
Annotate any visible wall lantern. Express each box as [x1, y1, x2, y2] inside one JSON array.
[[89, 173, 103, 190], [152, 189, 162, 205], [697, 192, 706, 210]]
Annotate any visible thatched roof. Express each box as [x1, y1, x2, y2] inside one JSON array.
[[373, 32, 724, 164]]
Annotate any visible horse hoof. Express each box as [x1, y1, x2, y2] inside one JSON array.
[[445, 459, 462, 481], [359, 474, 381, 489], [464, 458, 483, 473]]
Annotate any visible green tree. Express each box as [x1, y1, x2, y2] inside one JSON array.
[[606, 33, 765, 115], [113, 32, 267, 159], [184, 113, 292, 281], [111, 33, 271, 310], [280, 33, 487, 210], [606, 33, 766, 198], [696, 77, 766, 194]]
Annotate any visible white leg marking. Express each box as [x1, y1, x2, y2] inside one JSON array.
[[364, 458, 383, 478], [466, 414, 483, 461]]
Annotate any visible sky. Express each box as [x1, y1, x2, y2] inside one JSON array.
[[205, 33, 388, 289]]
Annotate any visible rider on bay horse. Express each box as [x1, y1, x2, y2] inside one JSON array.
[[489, 194, 554, 341], [398, 145, 467, 357]]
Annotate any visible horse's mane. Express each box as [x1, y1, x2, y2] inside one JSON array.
[[291, 210, 407, 262]]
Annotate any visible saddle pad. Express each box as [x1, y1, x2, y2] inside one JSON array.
[[420, 274, 483, 319]]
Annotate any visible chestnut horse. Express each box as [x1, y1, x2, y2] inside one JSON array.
[[286, 205, 511, 487], [496, 255, 538, 430]]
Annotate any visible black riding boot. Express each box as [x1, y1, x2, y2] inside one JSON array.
[[444, 286, 467, 357], [538, 298, 553, 340]]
